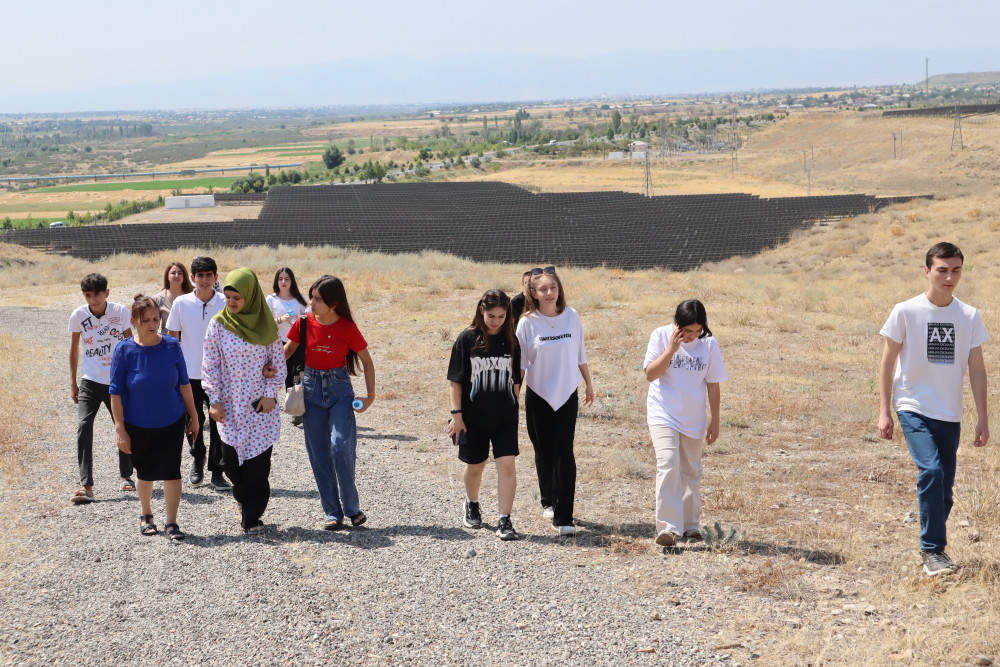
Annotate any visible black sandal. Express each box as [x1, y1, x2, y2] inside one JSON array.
[[140, 514, 158, 536], [349, 511, 367, 528], [164, 523, 185, 541]]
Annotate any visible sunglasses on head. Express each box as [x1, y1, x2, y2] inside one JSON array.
[[530, 266, 556, 276], [480, 291, 510, 307]]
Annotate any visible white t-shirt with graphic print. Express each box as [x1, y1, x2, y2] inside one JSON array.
[[644, 324, 728, 438], [880, 293, 988, 423], [68, 302, 132, 385]]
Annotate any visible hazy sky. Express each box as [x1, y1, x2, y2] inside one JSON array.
[[3, 0, 999, 111]]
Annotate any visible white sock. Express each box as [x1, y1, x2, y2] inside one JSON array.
[[467, 497, 479, 504], [499, 514, 510, 519]]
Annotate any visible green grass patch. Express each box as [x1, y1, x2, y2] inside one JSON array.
[[35, 177, 236, 193], [2, 217, 65, 229]]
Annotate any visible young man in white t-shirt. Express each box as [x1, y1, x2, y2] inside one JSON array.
[[166, 256, 231, 491], [878, 242, 989, 576], [68, 273, 134, 504]]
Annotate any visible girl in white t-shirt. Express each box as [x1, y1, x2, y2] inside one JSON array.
[[266, 267, 309, 389], [643, 299, 727, 547], [515, 266, 594, 536]]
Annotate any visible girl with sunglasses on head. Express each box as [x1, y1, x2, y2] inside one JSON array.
[[515, 266, 594, 536], [447, 289, 522, 541], [266, 267, 309, 424], [643, 299, 727, 547], [284, 276, 375, 531]]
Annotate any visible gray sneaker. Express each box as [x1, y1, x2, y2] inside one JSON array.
[[542, 506, 554, 519], [463, 500, 482, 529], [496, 516, 518, 541], [921, 550, 956, 576]]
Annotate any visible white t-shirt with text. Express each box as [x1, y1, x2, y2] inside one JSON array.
[[165, 291, 226, 380], [880, 294, 988, 423], [516, 306, 588, 410], [644, 325, 728, 438], [68, 302, 132, 385]]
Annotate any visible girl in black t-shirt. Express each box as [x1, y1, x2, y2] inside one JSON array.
[[447, 289, 521, 541]]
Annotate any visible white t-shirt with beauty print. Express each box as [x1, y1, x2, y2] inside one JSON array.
[[516, 306, 588, 410], [644, 324, 728, 438], [880, 294, 987, 423], [68, 302, 132, 385]]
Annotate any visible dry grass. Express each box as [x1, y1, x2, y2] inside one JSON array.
[[3, 123, 1000, 661]]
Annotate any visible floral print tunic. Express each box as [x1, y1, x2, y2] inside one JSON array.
[[201, 319, 287, 465]]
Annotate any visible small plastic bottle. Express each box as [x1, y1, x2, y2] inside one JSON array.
[[353, 399, 364, 410]]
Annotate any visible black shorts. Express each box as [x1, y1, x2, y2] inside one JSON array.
[[126, 417, 185, 481], [458, 408, 519, 464]]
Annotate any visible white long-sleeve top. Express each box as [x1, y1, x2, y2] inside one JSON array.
[[201, 320, 286, 464]]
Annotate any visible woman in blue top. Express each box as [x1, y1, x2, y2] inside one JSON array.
[[111, 295, 199, 540]]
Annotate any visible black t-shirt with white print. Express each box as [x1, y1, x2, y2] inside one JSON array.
[[447, 328, 520, 426]]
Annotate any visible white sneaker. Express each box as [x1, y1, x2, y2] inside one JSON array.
[[542, 506, 554, 519], [655, 530, 677, 547], [554, 524, 577, 536]]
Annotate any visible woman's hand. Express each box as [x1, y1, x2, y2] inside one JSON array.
[[447, 413, 466, 444], [186, 413, 200, 439], [262, 362, 277, 379], [582, 383, 595, 406], [355, 395, 375, 414], [115, 426, 131, 454], [209, 402, 226, 423], [258, 397, 277, 413], [667, 326, 684, 356], [706, 419, 720, 445]]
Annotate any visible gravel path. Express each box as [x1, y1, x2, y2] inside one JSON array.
[[1, 305, 735, 666]]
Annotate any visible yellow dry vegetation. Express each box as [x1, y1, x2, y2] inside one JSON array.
[[1, 185, 999, 664]]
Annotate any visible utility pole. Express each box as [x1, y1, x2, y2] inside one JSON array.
[[892, 132, 897, 159], [643, 153, 653, 197], [951, 105, 964, 150], [925, 57, 929, 95]]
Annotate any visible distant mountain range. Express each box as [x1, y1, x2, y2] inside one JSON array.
[[4, 48, 1000, 113]]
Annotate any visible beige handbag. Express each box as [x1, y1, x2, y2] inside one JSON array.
[[283, 315, 307, 416]]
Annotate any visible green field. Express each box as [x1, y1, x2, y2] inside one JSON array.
[[2, 216, 66, 229], [35, 177, 237, 193]]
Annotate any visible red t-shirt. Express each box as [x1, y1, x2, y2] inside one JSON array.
[[287, 314, 367, 370]]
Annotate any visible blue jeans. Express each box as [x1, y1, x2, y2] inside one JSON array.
[[302, 366, 359, 522], [897, 410, 961, 552]]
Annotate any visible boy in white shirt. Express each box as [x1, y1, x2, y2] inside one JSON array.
[[878, 242, 989, 576], [68, 273, 134, 503], [166, 256, 231, 491]]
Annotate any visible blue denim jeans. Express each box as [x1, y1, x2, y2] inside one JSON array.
[[301, 365, 359, 522], [897, 410, 961, 552]]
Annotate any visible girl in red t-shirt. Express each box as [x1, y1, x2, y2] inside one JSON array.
[[285, 276, 376, 530]]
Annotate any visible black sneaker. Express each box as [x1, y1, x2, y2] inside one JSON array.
[[190, 460, 204, 486], [463, 500, 482, 529], [682, 530, 703, 542], [211, 472, 233, 492], [496, 516, 518, 541], [922, 550, 956, 576]]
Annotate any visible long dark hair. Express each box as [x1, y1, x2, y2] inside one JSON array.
[[272, 267, 307, 306], [310, 275, 361, 376], [468, 289, 516, 354], [523, 266, 567, 315], [674, 299, 712, 338], [162, 262, 193, 293]]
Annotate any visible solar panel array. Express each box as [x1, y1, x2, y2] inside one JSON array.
[[2, 183, 928, 270], [882, 104, 1000, 118]]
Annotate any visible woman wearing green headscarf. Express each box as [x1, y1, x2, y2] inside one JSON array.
[[202, 267, 287, 535]]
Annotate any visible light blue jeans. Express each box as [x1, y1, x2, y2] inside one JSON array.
[[302, 365, 359, 522]]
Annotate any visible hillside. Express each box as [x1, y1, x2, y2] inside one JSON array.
[[926, 71, 1000, 87]]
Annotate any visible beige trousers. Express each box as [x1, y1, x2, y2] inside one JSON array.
[[649, 423, 704, 536]]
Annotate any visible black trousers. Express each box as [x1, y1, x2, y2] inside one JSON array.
[[188, 379, 224, 473], [525, 387, 578, 526], [76, 378, 133, 486], [222, 444, 273, 529]]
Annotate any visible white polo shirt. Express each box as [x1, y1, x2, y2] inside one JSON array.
[[166, 290, 225, 379]]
